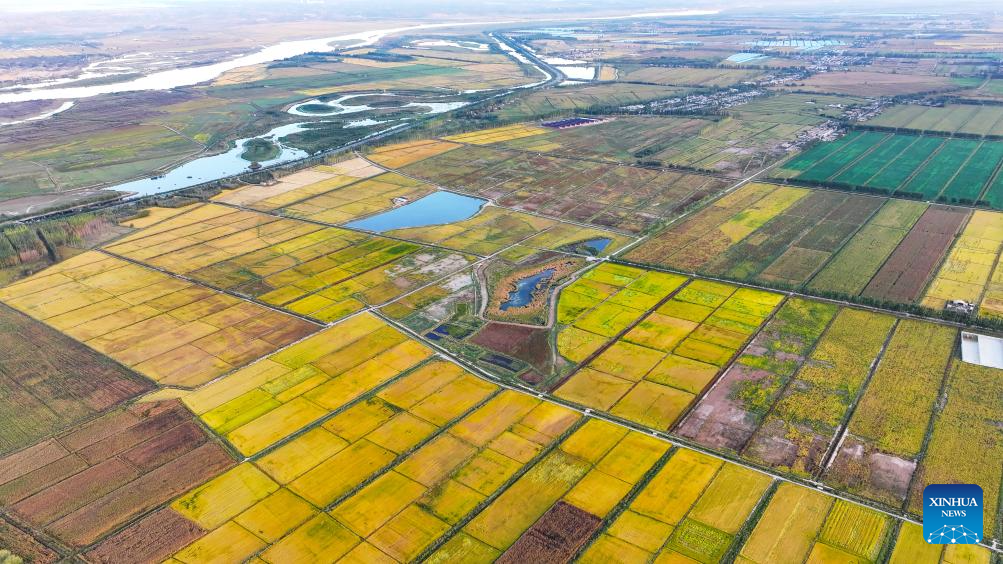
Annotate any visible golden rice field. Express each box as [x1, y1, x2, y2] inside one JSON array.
[[443, 124, 549, 145], [557, 278, 782, 430], [366, 140, 461, 168], [103, 202, 475, 323], [582, 449, 771, 563], [555, 263, 688, 364], [429, 419, 668, 559], [889, 522, 992, 564], [177, 313, 443, 456], [1, 283, 988, 561], [119, 205, 191, 229], [739, 483, 892, 563], [985, 260, 1003, 319], [0, 251, 317, 387]]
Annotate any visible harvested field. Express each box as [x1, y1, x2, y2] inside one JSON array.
[[0, 303, 152, 455], [0, 252, 317, 387], [495, 501, 601, 563], [795, 70, 958, 96], [470, 323, 553, 374], [0, 400, 235, 548], [625, 183, 978, 308], [707, 191, 883, 286], [744, 308, 896, 476], [0, 517, 59, 563], [677, 297, 838, 452], [862, 205, 970, 303], [808, 199, 928, 295], [397, 139, 729, 234], [84, 508, 206, 563], [212, 159, 382, 210]]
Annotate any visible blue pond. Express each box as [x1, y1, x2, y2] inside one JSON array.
[[500, 268, 555, 311], [581, 237, 611, 255], [344, 191, 486, 232]]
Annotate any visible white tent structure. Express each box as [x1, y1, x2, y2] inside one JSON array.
[[960, 332, 1003, 370]]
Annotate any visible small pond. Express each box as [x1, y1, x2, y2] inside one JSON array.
[[500, 268, 555, 311], [581, 237, 611, 255]]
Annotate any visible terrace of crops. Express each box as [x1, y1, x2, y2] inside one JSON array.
[[772, 130, 1003, 208]]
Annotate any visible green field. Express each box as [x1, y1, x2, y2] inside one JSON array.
[[776, 132, 1003, 207]]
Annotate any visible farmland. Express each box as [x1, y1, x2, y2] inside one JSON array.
[[487, 83, 690, 121], [0, 251, 318, 386], [0, 303, 152, 455], [867, 103, 1003, 137], [99, 202, 478, 322], [6, 9, 1003, 561], [744, 308, 896, 476], [614, 65, 763, 87], [384, 134, 731, 234], [794, 70, 959, 96], [911, 359, 1003, 530], [556, 279, 782, 430], [626, 181, 1003, 317], [825, 321, 956, 505], [773, 131, 1003, 207]]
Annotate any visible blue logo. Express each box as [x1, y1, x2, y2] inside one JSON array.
[[923, 484, 983, 544]]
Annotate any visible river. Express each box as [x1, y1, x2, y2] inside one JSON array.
[[0, 10, 718, 107]]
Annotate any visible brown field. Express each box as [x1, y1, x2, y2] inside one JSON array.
[[0, 517, 59, 563], [794, 71, 959, 96], [496, 501, 602, 563], [0, 303, 153, 455], [469, 323, 554, 376], [0, 400, 235, 548], [84, 508, 207, 564], [862, 206, 970, 303]]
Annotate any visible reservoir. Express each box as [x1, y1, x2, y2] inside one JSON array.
[[345, 191, 486, 232]]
